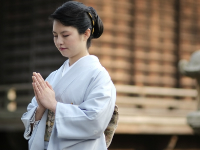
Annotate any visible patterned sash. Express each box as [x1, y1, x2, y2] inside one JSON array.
[[44, 110, 55, 141]]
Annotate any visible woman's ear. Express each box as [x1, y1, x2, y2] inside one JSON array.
[[83, 28, 91, 41]]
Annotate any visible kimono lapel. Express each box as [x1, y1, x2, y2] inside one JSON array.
[[53, 55, 100, 102], [50, 62, 65, 88]]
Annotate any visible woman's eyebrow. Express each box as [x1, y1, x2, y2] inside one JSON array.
[[52, 31, 69, 34], [61, 31, 69, 33]]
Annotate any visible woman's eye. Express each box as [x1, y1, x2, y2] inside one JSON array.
[[63, 35, 69, 37], [53, 35, 58, 38]]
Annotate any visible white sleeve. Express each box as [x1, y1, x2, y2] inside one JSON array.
[[23, 109, 41, 140], [55, 70, 116, 140], [21, 103, 38, 140]]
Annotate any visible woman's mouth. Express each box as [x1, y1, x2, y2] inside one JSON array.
[[59, 48, 67, 51]]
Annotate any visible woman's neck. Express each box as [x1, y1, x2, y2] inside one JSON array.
[[68, 50, 89, 66]]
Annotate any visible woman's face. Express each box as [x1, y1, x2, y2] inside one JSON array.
[[52, 20, 88, 58]]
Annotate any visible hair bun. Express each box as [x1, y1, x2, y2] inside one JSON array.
[[88, 7, 104, 39]]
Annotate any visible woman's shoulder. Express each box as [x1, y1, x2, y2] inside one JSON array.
[[89, 64, 112, 85]]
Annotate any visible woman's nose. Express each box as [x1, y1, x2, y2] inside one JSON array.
[[56, 36, 64, 45]]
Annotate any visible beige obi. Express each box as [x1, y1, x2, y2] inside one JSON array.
[[44, 110, 55, 142]]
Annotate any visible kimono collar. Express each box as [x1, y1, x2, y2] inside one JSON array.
[[52, 55, 101, 102]]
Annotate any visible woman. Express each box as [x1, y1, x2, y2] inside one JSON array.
[[21, 1, 116, 150]]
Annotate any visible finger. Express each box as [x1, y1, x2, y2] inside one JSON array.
[[38, 73, 47, 87], [34, 77, 43, 92], [32, 82, 40, 102], [32, 75, 38, 83], [38, 73, 48, 88], [33, 72, 37, 77], [33, 82, 40, 96], [37, 73, 45, 82], [32, 76, 38, 85], [34, 73, 46, 89], [46, 81, 53, 90], [38, 73, 44, 81], [32, 82, 38, 100]]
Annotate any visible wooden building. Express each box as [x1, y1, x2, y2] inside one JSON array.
[[0, 0, 200, 150]]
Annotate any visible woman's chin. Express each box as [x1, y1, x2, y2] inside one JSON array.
[[60, 52, 70, 58], [62, 54, 69, 58]]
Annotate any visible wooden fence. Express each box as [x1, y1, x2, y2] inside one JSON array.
[[0, 83, 197, 134]]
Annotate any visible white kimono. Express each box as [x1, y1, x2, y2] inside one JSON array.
[[21, 55, 116, 150]]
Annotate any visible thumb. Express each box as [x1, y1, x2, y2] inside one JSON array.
[[46, 81, 53, 90]]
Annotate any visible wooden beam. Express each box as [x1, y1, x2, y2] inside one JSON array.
[[118, 107, 193, 117], [116, 115, 194, 134], [115, 115, 194, 134], [116, 96, 197, 110], [115, 85, 197, 97]]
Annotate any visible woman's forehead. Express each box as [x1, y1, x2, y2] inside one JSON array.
[[53, 20, 77, 33]]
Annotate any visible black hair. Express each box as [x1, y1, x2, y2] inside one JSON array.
[[49, 1, 104, 49]]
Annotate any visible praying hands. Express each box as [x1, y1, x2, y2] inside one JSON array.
[[32, 72, 57, 113]]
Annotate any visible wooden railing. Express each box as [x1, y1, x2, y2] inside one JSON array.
[[0, 83, 33, 131], [115, 85, 197, 135], [0, 84, 197, 134]]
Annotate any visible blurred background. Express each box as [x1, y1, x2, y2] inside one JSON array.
[[0, 0, 200, 150]]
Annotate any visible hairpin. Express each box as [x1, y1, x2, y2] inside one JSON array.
[[88, 12, 94, 34]]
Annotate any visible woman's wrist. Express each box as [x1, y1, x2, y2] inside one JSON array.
[[37, 105, 45, 112], [50, 101, 57, 113], [35, 106, 46, 121]]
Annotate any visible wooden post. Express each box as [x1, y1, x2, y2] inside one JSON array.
[[165, 135, 178, 150]]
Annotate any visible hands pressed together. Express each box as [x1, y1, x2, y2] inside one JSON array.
[[32, 72, 57, 113]]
